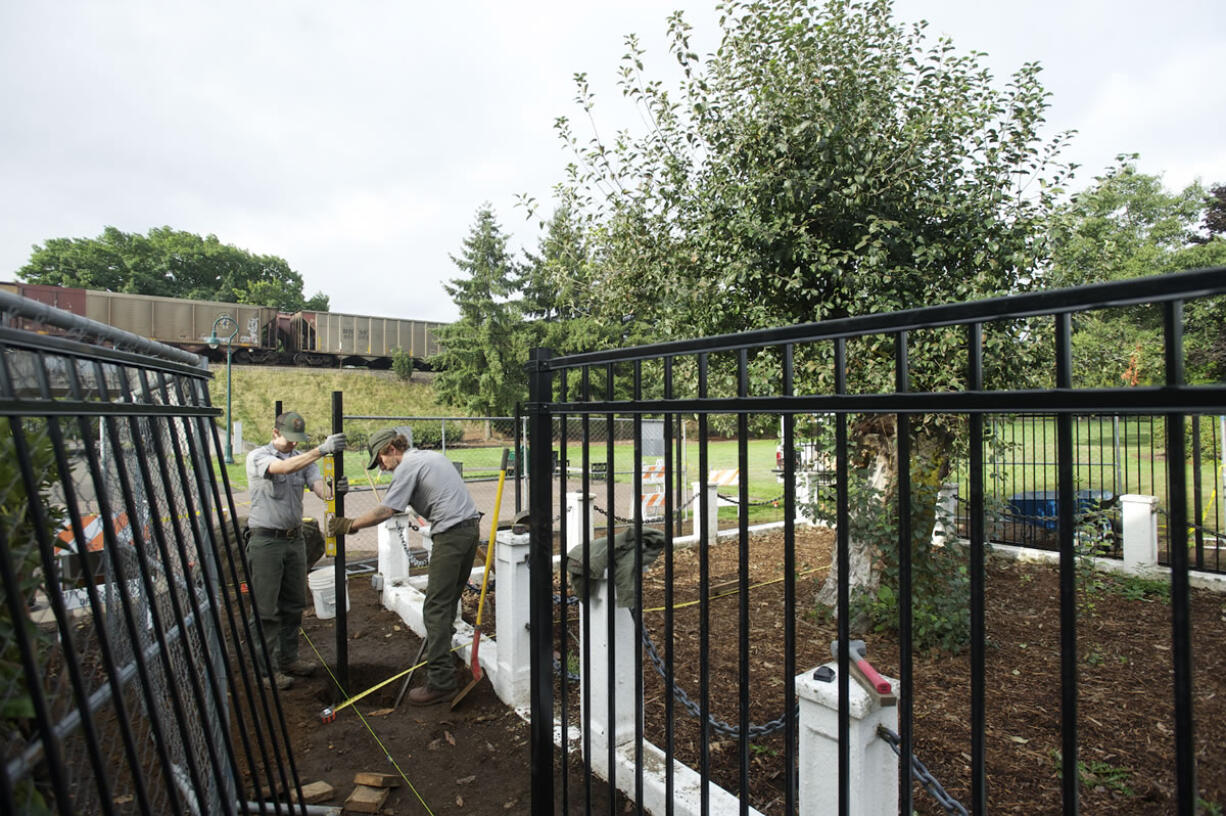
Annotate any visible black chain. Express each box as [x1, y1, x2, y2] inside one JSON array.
[[1156, 505, 1226, 541], [877, 725, 967, 816], [550, 596, 967, 805], [592, 491, 699, 525], [638, 615, 792, 740], [714, 492, 784, 507]]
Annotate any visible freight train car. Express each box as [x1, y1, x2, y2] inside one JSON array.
[[288, 310, 445, 367], [1, 282, 279, 362], [0, 282, 445, 368]]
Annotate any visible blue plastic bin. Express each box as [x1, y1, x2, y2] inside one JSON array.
[[1007, 489, 1115, 530]]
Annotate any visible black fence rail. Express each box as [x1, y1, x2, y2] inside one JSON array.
[[945, 413, 1225, 571], [524, 268, 1226, 815], [0, 291, 304, 815]]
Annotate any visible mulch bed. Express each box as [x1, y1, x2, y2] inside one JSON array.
[[631, 527, 1226, 814]]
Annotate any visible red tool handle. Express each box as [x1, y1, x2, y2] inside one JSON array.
[[855, 658, 892, 694]]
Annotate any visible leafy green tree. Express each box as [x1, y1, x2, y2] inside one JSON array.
[[520, 204, 620, 358], [1195, 183, 1226, 240], [433, 206, 529, 416], [19, 226, 329, 312], [549, 0, 1074, 635], [1048, 158, 1226, 385]]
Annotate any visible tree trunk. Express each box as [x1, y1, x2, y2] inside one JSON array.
[[814, 417, 952, 633], [814, 417, 896, 630]]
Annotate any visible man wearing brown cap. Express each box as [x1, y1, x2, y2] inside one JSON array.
[[246, 411, 347, 690], [328, 428, 480, 705]]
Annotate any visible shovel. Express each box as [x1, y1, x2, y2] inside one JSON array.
[[451, 448, 508, 709]]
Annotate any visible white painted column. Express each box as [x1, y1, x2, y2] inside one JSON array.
[[580, 567, 638, 777], [492, 528, 532, 710], [377, 515, 411, 582], [690, 482, 720, 536], [378, 514, 432, 635], [566, 492, 596, 552], [798, 663, 899, 816], [1121, 494, 1159, 570]]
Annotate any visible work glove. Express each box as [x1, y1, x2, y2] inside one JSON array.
[[318, 433, 347, 455], [334, 475, 349, 496], [328, 516, 354, 537]]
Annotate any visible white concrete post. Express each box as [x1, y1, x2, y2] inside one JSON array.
[[1121, 494, 1159, 570], [580, 567, 638, 776], [492, 528, 532, 710], [798, 663, 899, 816], [377, 515, 411, 582], [566, 492, 596, 552], [690, 482, 720, 537]]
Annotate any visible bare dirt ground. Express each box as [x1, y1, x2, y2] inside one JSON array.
[[269, 527, 1225, 815]]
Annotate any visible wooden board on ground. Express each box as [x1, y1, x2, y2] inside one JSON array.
[[344, 784, 391, 813], [292, 780, 336, 804], [353, 771, 400, 788]]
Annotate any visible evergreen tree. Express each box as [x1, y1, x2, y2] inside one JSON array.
[[521, 205, 618, 357], [433, 206, 528, 417]]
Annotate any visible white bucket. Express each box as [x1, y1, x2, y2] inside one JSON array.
[[307, 568, 349, 620]]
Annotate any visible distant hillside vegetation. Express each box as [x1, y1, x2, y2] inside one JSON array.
[[206, 365, 453, 454]]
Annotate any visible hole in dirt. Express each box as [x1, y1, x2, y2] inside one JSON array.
[[312, 662, 406, 707]]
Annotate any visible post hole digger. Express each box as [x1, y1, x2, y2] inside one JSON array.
[[449, 448, 508, 710]]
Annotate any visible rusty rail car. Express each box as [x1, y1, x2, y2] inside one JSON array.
[[0, 282, 446, 368]]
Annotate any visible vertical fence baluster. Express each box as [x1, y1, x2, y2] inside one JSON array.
[[1164, 300, 1196, 814]]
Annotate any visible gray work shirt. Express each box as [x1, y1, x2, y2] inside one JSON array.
[[246, 442, 320, 530], [381, 448, 479, 534]]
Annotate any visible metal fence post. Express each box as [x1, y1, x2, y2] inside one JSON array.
[[526, 347, 555, 816]]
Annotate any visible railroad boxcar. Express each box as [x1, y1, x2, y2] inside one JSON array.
[[288, 310, 444, 368], [1, 282, 279, 362], [2, 282, 446, 368], [83, 289, 279, 361]]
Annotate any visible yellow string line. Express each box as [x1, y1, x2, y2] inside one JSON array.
[[639, 567, 823, 614], [301, 628, 436, 816]]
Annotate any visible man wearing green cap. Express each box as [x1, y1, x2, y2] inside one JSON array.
[[246, 411, 347, 690], [328, 428, 480, 705]]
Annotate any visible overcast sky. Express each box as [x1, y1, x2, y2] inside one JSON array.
[[2, 1, 1222, 323]]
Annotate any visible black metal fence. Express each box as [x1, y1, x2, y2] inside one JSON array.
[[947, 413, 1225, 570], [0, 291, 304, 815], [524, 268, 1226, 815]]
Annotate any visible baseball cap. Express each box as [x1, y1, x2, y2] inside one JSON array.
[[275, 411, 309, 442], [366, 427, 399, 470]]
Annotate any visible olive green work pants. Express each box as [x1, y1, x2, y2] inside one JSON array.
[[421, 518, 481, 691], [247, 530, 307, 674]]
